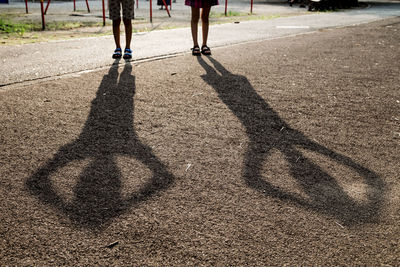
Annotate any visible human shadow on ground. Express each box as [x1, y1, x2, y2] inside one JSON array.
[[26, 62, 174, 229], [197, 56, 385, 225]]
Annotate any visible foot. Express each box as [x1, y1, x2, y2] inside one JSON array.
[[192, 45, 201, 56], [112, 48, 122, 59], [201, 45, 211, 56], [123, 48, 133, 59]]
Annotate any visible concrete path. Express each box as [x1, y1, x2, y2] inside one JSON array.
[[0, 2, 399, 86]]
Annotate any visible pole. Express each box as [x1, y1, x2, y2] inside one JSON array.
[[225, 0, 227, 16], [161, 0, 171, 17], [150, 0, 152, 23], [40, 0, 45, 30], [25, 0, 28, 13], [74, 0, 76, 11], [44, 0, 51, 15], [250, 0, 253, 14], [102, 0, 106, 26], [85, 0, 91, 13], [136, 0, 138, 9]]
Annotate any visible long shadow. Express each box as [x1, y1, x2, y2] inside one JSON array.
[[26, 61, 174, 229], [197, 56, 385, 225]]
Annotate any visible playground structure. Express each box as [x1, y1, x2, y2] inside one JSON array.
[[23, 0, 254, 30]]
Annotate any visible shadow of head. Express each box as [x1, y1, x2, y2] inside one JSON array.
[[197, 56, 385, 226]]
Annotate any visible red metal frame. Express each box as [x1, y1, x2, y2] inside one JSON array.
[[40, 0, 45, 30], [45, 0, 90, 15], [161, 0, 171, 17], [85, 0, 91, 13], [102, 0, 106, 26], [27, 0, 195, 32], [150, 0, 152, 22], [44, 0, 51, 15]]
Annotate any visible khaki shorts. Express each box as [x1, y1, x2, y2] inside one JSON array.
[[109, 0, 135, 20]]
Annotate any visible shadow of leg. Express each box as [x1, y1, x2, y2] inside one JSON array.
[[197, 56, 385, 226]]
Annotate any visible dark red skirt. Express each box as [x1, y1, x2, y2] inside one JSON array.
[[185, 0, 219, 8]]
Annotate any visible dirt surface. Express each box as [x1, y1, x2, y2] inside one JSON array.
[[1, 18, 399, 265]]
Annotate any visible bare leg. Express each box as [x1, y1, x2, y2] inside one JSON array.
[[191, 7, 200, 47], [123, 18, 132, 49], [112, 18, 122, 49], [201, 6, 211, 47]]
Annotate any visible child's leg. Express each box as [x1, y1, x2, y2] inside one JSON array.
[[113, 18, 122, 49], [123, 18, 132, 49], [191, 7, 200, 47], [201, 6, 211, 46]]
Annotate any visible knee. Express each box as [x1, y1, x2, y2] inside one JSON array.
[[123, 18, 132, 26], [192, 14, 200, 23], [113, 18, 121, 26], [201, 13, 209, 23]]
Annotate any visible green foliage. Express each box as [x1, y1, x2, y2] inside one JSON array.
[[0, 17, 105, 34], [0, 18, 28, 35], [210, 11, 246, 18]]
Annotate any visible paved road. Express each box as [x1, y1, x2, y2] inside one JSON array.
[[0, 2, 399, 86]]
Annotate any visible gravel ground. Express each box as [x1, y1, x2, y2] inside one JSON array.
[[0, 17, 399, 265]]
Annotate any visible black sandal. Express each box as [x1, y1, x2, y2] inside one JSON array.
[[123, 48, 133, 59], [201, 45, 211, 55], [192, 45, 201, 56], [112, 48, 122, 59]]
